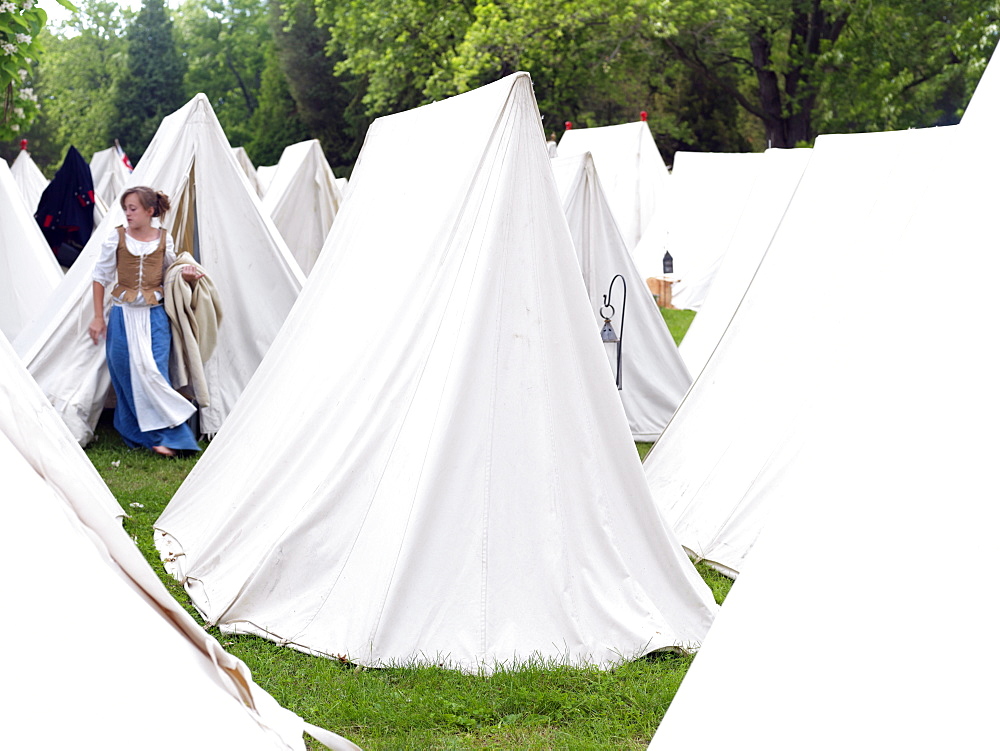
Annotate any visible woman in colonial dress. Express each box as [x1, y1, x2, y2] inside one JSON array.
[[89, 186, 202, 456]]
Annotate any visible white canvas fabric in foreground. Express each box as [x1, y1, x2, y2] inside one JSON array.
[[13, 94, 304, 443], [0, 158, 62, 341], [649, 122, 997, 751], [0, 394, 359, 750], [551, 152, 691, 441], [263, 139, 343, 275], [0, 333, 122, 521], [643, 125, 959, 578], [660, 151, 766, 311], [155, 73, 717, 673], [9, 147, 48, 212], [558, 120, 671, 255], [678, 148, 811, 377]]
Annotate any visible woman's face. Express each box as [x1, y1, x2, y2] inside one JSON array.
[[123, 194, 154, 230]]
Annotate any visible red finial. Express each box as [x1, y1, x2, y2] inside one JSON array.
[[564, 121, 573, 130], [640, 111, 648, 122], [20, 139, 28, 150]]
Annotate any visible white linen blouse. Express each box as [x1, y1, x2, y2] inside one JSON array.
[[92, 226, 177, 306]]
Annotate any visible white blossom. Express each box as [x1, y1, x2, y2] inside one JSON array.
[[17, 68, 27, 81], [18, 87, 36, 101], [0, 2, 18, 12], [21, 0, 34, 8], [10, 123, 19, 131], [13, 107, 23, 116], [15, 33, 31, 44], [1, 42, 17, 56]]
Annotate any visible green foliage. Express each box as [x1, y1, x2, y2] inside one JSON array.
[[174, 0, 270, 148], [113, 0, 186, 160], [14, 2, 128, 164], [0, 0, 59, 139], [268, 0, 363, 171], [245, 35, 310, 165]]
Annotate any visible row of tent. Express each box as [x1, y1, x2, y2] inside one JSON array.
[[2, 46, 998, 747]]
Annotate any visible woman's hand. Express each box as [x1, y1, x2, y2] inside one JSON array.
[[181, 265, 205, 283], [88, 316, 106, 345]]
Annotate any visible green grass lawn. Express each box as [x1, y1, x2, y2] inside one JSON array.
[[85, 306, 722, 749]]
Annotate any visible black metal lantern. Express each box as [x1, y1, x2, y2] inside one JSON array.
[[599, 274, 626, 390]]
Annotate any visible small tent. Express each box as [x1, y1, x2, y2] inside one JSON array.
[[154, 73, 717, 673], [263, 139, 343, 275], [678, 148, 811, 377], [0, 158, 62, 341], [9, 142, 48, 212], [34, 145, 99, 267], [0, 337, 358, 750], [648, 121, 997, 751], [657, 151, 766, 311], [557, 120, 671, 254], [90, 144, 133, 207], [14, 94, 305, 444], [643, 125, 958, 578], [232, 146, 264, 197], [551, 152, 692, 440]]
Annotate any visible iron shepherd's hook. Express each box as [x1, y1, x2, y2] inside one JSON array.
[[599, 274, 626, 390]]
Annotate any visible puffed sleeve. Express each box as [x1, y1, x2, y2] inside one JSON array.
[[163, 231, 177, 269], [92, 228, 120, 287]]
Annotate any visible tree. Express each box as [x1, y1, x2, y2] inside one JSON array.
[[245, 38, 309, 165], [13, 2, 129, 164], [173, 0, 270, 148], [270, 0, 367, 170], [1, 0, 68, 141], [653, 0, 1000, 147], [113, 0, 186, 160]]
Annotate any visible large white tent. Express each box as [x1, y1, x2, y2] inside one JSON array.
[[0, 337, 358, 751], [678, 147, 811, 377], [9, 144, 48, 212], [551, 152, 691, 440], [643, 125, 958, 578], [263, 139, 343, 275], [233, 145, 265, 197], [649, 120, 997, 750], [657, 151, 766, 311], [13, 93, 305, 444], [0, 332, 122, 521], [154, 73, 717, 673], [0, 158, 62, 341], [557, 120, 671, 254], [90, 145, 132, 207]]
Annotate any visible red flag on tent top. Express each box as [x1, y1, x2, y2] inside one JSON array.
[[565, 121, 573, 130], [640, 111, 648, 122], [114, 139, 134, 172], [20, 139, 28, 150]]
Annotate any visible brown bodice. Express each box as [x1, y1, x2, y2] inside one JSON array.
[[111, 225, 166, 303]]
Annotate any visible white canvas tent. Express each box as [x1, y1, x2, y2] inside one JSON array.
[[551, 152, 692, 440], [643, 125, 959, 578], [263, 139, 342, 275], [90, 145, 132, 207], [13, 93, 305, 444], [0, 333, 122, 521], [233, 145, 264, 197], [10, 144, 48, 212], [0, 158, 62, 341], [962, 45, 999, 125], [557, 120, 671, 254], [656, 151, 766, 311], [154, 73, 717, 673], [678, 148, 811, 377], [1, 337, 358, 751], [649, 121, 997, 750]]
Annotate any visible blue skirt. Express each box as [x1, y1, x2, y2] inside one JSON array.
[[106, 305, 201, 452]]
